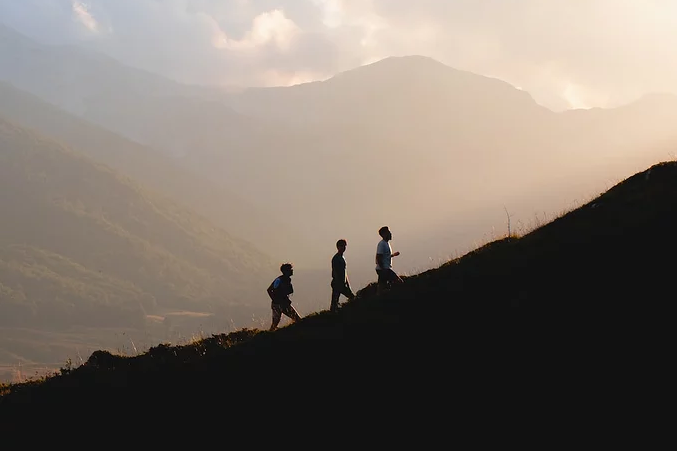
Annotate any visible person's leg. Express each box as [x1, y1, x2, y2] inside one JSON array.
[[376, 269, 386, 295], [282, 304, 301, 322], [270, 305, 282, 331], [330, 288, 341, 312], [341, 285, 355, 301], [388, 269, 403, 285], [378, 269, 401, 294]]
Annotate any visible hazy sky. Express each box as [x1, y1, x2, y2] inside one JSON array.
[[1, 0, 676, 110]]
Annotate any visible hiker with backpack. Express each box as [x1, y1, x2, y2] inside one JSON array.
[[330, 239, 356, 312], [267, 262, 302, 331]]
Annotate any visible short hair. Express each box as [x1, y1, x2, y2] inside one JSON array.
[[378, 226, 390, 238], [336, 239, 347, 248], [280, 262, 293, 273]]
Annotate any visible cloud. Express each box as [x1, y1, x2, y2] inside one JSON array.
[[71, 1, 98, 32], [2, 0, 677, 109], [210, 9, 300, 52], [312, 0, 343, 28]]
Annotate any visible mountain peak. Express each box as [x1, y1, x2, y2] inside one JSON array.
[[334, 54, 456, 81], [364, 54, 448, 68], [316, 53, 542, 114], [330, 54, 532, 100]]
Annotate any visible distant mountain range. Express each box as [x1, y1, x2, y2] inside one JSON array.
[[0, 22, 217, 114], [0, 81, 304, 263], [0, 116, 276, 331], [3, 20, 677, 276]]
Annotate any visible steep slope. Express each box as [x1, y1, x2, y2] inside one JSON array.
[[0, 116, 276, 331], [1, 160, 674, 425], [0, 81, 304, 262]]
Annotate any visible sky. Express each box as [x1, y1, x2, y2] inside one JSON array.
[[1, 0, 677, 110]]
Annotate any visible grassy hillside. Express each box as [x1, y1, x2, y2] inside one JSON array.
[[0, 116, 276, 333], [2, 160, 673, 427], [0, 82, 305, 263]]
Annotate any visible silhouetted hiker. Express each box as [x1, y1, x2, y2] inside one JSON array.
[[375, 226, 403, 295], [267, 262, 301, 331], [330, 239, 356, 312]]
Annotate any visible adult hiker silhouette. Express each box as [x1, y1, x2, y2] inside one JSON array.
[[330, 239, 356, 312], [267, 263, 301, 331], [375, 226, 403, 295]]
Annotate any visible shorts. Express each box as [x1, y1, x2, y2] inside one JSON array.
[[271, 302, 301, 322]]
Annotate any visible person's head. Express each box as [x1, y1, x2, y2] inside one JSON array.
[[336, 239, 347, 253], [280, 262, 293, 276], [378, 226, 392, 241]]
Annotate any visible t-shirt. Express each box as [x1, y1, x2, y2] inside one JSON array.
[[332, 252, 347, 286], [375, 239, 392, 270]]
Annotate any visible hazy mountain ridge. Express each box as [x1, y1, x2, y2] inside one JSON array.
[[210, 55, 677, 273], [226, 55, 550, 128], [0, 81, 304, 262], [4, 23, 677, 276], [0, 22, 213, 115], [0, 116, 276, 332]]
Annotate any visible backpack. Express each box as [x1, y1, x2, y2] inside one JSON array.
[[267, 276, 292, 303]]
